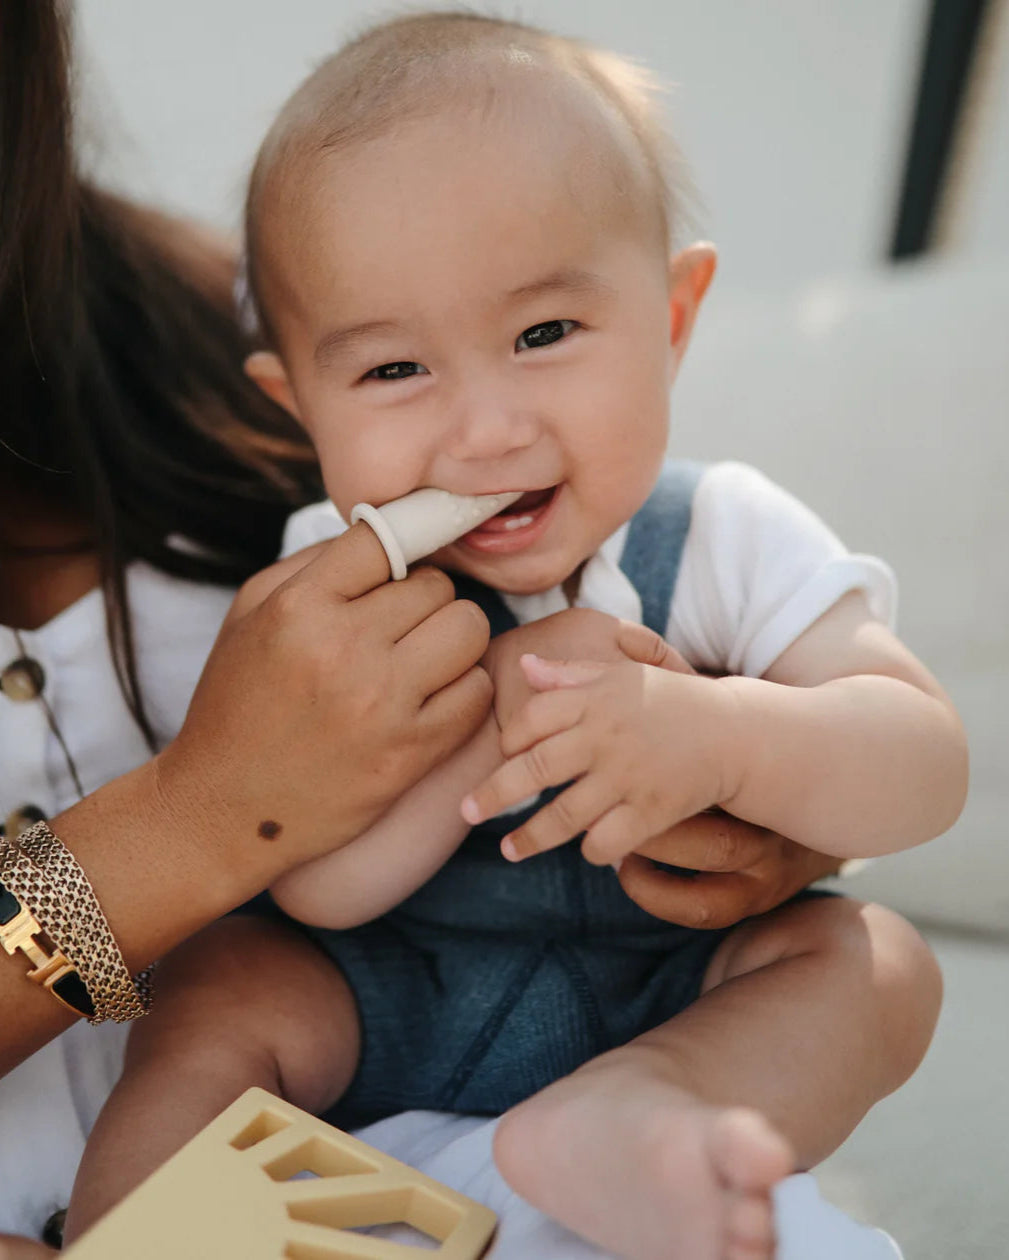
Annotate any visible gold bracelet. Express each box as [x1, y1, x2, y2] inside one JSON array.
[[1, 845, 95, 1019], [0, 823, 153, 1023]]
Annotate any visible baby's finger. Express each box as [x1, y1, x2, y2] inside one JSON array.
[[462, 729, 591, 826], [519, 653, 610, 691], [502, 775, 617, 861], [581, 802, 651, 866], [498, 686, 587, 759], [615, 620, 697, 675]]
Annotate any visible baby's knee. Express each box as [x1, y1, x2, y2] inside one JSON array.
[[793, 899, 940, 1015], [713, 897, 940, 1012], [711, 896, 942, 1083]]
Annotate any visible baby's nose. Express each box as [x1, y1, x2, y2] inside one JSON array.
[[443, 396, 540, 463]]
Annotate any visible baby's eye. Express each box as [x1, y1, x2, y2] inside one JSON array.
[[515, 319, 579, 352], [363, 361, 430, 382]]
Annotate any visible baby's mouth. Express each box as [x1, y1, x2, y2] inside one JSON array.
[[471, 486, 558, 534]]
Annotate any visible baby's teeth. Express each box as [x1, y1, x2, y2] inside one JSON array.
[[504, 514, 535, 531]]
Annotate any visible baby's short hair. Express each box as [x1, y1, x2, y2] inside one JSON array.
[[245, 10, 689, 341]]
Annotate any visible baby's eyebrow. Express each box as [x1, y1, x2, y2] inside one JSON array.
[[505, 268, 617, 305], [313, 269, 613, 366], [314, 319, 405, 367]]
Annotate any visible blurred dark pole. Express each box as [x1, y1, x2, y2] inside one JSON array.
[[889, 0, 992, 259]]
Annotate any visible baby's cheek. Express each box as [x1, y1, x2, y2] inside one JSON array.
[[316, 444, 408, 519]]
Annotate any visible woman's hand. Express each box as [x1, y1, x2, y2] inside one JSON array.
[[616, 813, 841, 929], [157, 522, 492, 871]]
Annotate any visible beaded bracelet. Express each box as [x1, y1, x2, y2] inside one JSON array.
[[0, 822, 153, 1023]]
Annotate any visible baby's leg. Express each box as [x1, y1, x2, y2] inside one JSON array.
[[0, 1237, 55, 1259], [63, 916, 359, 1245], [494, 897, 940, 1260]]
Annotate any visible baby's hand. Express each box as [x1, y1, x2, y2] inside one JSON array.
[[481, 608, 630, 731], [462, 654, 740, 866]]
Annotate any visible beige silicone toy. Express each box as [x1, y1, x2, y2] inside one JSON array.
[[351, 488, 523, 580], [62, 1087, 497, 1260]]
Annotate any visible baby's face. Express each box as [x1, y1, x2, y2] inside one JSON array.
[[264, 109, 687, 595]]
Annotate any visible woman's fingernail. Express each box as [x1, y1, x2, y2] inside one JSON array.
[[461, 796, 482, 824], [501, 835, 520, 861]]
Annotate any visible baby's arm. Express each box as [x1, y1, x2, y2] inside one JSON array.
[[271, 609, 630, 927], [466, 591, 968, 863], [720, 588, 968, 857], [270, 716, 500, 927]]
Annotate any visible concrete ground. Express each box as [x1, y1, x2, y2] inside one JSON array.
[[818, 928, 1009, 1260]]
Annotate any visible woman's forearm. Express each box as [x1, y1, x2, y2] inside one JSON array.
[[720, 673, 968, 858], [51, 760, 293, 970], [0, 758, 284, 1074]]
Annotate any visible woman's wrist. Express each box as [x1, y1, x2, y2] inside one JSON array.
[[47, 758, 279, 973]]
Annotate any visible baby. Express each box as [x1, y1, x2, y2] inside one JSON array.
[[64, 13, 964, 1260]]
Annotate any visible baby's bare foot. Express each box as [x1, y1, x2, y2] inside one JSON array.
[[493, 1056, 793, 1260]]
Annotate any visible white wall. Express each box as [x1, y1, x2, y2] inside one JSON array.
[[77, 0, 926, 297]]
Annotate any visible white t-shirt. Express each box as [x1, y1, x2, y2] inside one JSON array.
[[283, 462, 896, 678]]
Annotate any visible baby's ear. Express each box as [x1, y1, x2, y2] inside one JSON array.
[[667, 242, 718, 351], [245, 350, 300, 419]]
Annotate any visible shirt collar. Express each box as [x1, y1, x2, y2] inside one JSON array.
[[499, 521, 641, 625]]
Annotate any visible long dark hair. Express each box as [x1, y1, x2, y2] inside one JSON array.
[[0, 1, 321, 746]]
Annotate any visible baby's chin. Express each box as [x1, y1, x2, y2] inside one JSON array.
[[435, 547, 584, 597]]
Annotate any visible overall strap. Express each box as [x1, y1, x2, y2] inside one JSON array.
[[619, 460, 706, 638]]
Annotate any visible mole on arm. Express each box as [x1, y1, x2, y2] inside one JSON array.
[[258, 820, 283, 841]]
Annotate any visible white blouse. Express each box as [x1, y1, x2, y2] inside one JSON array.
[[0, 563, 234, 837]]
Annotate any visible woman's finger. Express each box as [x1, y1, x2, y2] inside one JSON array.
[[351, 566, 460, 643], [397, 597, 491, 699], [616, 856, 760, 929], [501, 768, 615, 861], [300, 520, 400, 600], [417, 664, 494, 753], [633, 811, 769, 873], [463, 728, 591, 826]]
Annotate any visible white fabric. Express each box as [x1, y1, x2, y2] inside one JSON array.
[[0, 471, 901, 1252], [283, 462, 896, 680], [0, 562, 234, 824], [0, 1030, 901, 1257], [1, 561, 234, 1238]]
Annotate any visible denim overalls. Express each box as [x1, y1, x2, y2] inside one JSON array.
[[313, 462, 738, 1129]]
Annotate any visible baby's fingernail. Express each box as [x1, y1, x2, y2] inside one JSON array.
[[460, 796, 482, 824], [501, 835, 520, 862]]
